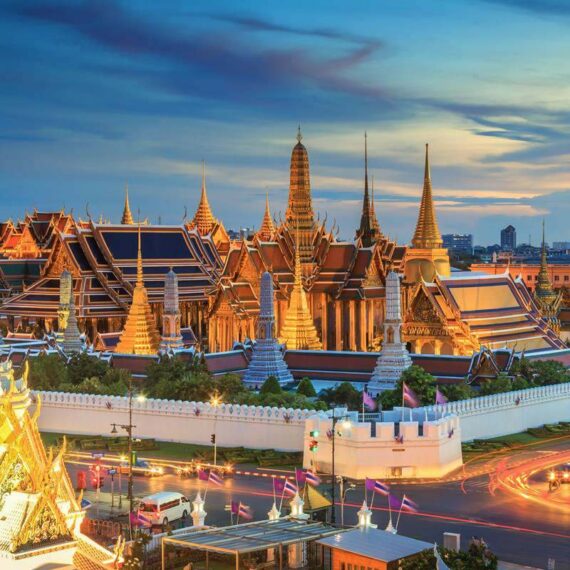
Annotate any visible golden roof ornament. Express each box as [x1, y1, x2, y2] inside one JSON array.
[[121, 182, 134, 225], [115, 222, 161, 355], [278, 228, 322, 350], [411, 143, 443, 249], [256, 193, 276, 241], [190, 161, 218, 235]]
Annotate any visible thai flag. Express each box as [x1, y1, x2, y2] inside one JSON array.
[[198, 468, 209, 482], [130, 512, 151, 528], [238, 502, 253, 520], [435, 388, 448, 406], [373, 480, 390, 496], [305, 470, 321, 487], [403, 382, 420, 408], [363, 391, 376, 411], [283, 479, 298, 497], [401, 495, 419, 512], [209, 470, 223, 486], [295, 468, 306, 484]]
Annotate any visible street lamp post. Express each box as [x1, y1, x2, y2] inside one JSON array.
[[210, 392, 222, 466], [110, 376, 145, 539], [338, 476, 356, 527], [330, 411, 351, 526]]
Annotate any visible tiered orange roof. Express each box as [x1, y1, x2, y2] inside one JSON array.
[[256, 194, 275, 241]]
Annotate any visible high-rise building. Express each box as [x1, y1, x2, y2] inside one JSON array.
[[442, 234, 473, 254], [500, 225, 516, 250]]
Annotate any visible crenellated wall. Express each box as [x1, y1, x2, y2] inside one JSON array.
[[423, 382, 570, 441], [34, 391, 311, 451], [303, 410, 462, 479]]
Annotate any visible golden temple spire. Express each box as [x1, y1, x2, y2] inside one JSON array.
[[411, 143, 442, 249], [121, 183, 134, 225], [278, 230, 322, 350], [115, 221, 161, 355], [356, 132, 380, 246], [370, 174, 380, 234], [190, 161, 218, 235], [535, 220, 556, 302], [257, 193, 276, 241], [285, 128, 315, 263]]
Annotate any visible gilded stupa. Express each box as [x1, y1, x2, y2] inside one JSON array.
[[404, 144, 450, 282], [279, 238, 322, 350], [115, 224, 161, 355], [534, 221, 562, 333], [256, 194, 276, 241], [160, 268, 184, 352], [121, 183, 134, 225], [190, 162, 218, 235], [285, 127, 316, 264], [0, 360, 119, 567]]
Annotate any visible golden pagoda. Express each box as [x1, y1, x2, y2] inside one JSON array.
[[116, 224, 161, 355], [121, 183, 134, 225], [190, 161, 218, 235], [285, 127, 316, 264], [0, 360, 119, 567], [404, 144, 450, 282], [278, 238, 322, 350], [256, 194, 275, 241], [355, 133, 381, 247], [534, 221, 562, 333]]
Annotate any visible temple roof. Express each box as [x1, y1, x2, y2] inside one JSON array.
[[189, 162, 219, 235], [1, 221, 222, 319], [121, 184, 134, 225], [411, 144, 442, 249]]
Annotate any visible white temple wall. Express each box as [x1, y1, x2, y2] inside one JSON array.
[[34, 392, 309, 451], [422, 382, 570, 441], [33, 382, 570, 454], [302, 413, 462, 479]]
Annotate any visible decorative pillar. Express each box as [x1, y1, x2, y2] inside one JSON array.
[[191, 491, 207, 527], [357, 501, 377, 529], [367, 300, 374, 347], [335, 301, 342, 350], [287, 492, 309, 568], [321, 293, 328, 350], [349, 301, 356, 351], [359, 301, 366, 351], [434, 340, 442, 355]]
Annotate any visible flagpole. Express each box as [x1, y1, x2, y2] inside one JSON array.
[[203, 477, 210, 502], [387, 493, 391, 523], [370, 490, 376, 511], [401, 383, 405, 422], [272, 476, 276, 504], [395, 495, 404, 531], [278, 482, 286, 513]]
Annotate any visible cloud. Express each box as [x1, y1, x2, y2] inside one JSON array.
[[480, 0, 570, 16]]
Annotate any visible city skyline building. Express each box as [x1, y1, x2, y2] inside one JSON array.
[[501, 225, 517, 251]]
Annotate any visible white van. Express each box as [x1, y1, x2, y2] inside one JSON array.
[[138, 492, 190, 527]]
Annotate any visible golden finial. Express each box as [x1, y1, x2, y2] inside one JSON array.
[[122, 182, 134, 225], [297, 125, 303, 143], [257, 192, 275, 241], [411, 143, 442, 249]]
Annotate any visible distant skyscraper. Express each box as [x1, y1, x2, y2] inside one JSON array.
[[501, 225, 516, 251], [442, 234, 473, 254]]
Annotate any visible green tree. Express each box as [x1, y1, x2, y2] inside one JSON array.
[[67, 353, 109, 385], [479, 372, 512, 396], [529, 359, 569, 386], [377, 365, 438, 410], [297, 377, 316, 397], [440, 382, 474, 402], [215, 373, 248, 400], [28, 353, 68, 391], [260, 375, 282, 395], [319, 382, 361, 410]]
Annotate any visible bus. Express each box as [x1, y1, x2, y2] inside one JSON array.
[[138, 492, 190, 527]]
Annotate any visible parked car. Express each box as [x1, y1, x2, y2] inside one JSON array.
[[138, 492, 190, 527], [119, 458, 164, 477]]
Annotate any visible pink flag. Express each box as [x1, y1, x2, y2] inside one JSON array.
[[403, 382, 420, 408], [435, 388, 448, 405], [363, 391, 376, 411]]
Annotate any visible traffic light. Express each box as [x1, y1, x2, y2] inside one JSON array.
[[309, 439, 318, 452], [210, 433, 216, 444], [309, 430, 319, 438]]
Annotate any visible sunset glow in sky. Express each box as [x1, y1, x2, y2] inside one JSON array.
[[1, 0, 570, 244]]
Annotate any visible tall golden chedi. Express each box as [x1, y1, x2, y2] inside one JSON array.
[[355, 133, 381, 247], [278, 238, 322, 350], [121, 183, 134, 225], [286, 127, 316, 264], [534, 221, 562, 333], [0, 361, 118, 567], [404, 143, 450, 283], [115, 224, 161, 354], [256, 194, 276, 241]]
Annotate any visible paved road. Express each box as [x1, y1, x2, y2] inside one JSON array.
[[67, 456, 570, 570]]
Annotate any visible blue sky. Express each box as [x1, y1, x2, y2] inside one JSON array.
[[1, 0, 569, 245]]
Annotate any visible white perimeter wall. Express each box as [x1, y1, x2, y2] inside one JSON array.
[[34, 382, 570, 452], [34, 392, 310, 452], [423, 382, 570, 441]]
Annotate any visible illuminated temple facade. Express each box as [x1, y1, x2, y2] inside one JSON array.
[[207, 131, 407, 352], [0, 131, 565, 357]]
